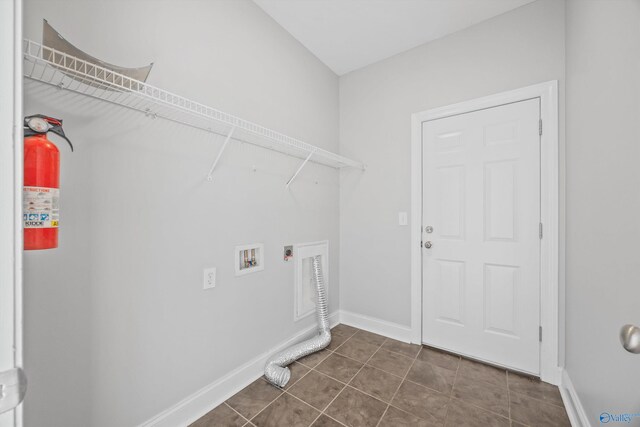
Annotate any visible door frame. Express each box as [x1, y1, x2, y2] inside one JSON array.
[[0, 0, 24, 425], [410, 81, 561, 384]]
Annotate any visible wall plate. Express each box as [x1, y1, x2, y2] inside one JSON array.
[[234, 243, 264, 276], [203, 267, 216, 289], [284, 245, 293, 261]]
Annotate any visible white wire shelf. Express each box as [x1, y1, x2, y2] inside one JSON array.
[[22, 39, 365, 178]]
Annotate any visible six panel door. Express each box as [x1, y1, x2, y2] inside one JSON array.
[[421, 98, 541, 374]]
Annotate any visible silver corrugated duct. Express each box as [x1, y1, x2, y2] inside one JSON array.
[[264, 255, 331, 387]]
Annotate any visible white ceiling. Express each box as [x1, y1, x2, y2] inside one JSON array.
[[253, 0, 537, 75]]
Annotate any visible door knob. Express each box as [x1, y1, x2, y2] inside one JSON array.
[[424, 241, 432, 249], [620, 324, 640, 354]]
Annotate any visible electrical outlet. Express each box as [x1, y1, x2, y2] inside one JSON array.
[[203, 267, 216, 289]]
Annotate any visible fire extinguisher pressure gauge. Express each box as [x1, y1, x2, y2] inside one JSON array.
[[27, 117, 50, 133]]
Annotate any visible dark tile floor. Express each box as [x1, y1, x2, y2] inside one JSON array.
[[190, 324, 570, 427]]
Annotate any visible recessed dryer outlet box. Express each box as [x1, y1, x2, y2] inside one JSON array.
[[293, 240, 329, 321], [235, 243, 264, 276]]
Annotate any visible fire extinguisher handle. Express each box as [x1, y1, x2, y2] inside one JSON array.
[[24, 115, 74, 152], [48, 126, 74, 152]]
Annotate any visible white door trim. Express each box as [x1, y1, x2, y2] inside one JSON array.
[[410, 81, 560, 384], [0, 0, 24, 425]]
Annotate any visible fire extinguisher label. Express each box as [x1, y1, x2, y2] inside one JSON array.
[[23, 186, 60, 228]]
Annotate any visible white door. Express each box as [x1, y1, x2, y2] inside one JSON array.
[[421, 98, 541, 374]]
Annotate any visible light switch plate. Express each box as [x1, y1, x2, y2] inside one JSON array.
[[398, 211, 408, 226], [203, 267, 216, 289]]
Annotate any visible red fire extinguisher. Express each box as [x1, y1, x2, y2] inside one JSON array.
[[23, 115, 73, 250]]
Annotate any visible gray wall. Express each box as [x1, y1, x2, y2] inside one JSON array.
[[339, 0, 566, 327], [565, 0, 640, 422], [23, 1, 340, 426]]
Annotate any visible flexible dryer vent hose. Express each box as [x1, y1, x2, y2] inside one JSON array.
[[264, 255, 331, 387]]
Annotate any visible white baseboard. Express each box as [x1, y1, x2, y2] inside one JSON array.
[[139, 310, 413, 427], [560, 369, 591, 427], [542, 366, 562, 387], [339, 310, 413, 343], [138, 311, 340, 427]]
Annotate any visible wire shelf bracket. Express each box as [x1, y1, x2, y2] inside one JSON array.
[[286, 149, 316, 189], [22, 39, 366, 181], [207, 126, 236, 182]]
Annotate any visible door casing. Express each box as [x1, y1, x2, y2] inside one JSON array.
[[0, 0, 24, 425], [410, 81, 561, 385]]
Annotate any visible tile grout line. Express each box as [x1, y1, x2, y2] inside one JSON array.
[[274, 327, 358, 426], [370, 346, 417, 364], [246, 356, 330, 425], [507, 371, 512, 423], [290, 325, 358, 427], [306, 365, 348, 425], [336, 329, 418, 361], [392, 370, 513, 424], [403, 376, 452, 394], [509, 388, 566, 408], [223, 402, 252, 425], [374, 344, 422, 427], [298, 349, 334, 370], [237, 352, 515, 426], [242, 376, 290, 424], [333, 330, 421, 368], [377, 343, 422, 360], [321, 413, 349, 427], [304, 327, 359, 427], [287, 361, 313, 389], [330, 328, 358, 347], [228, 359, 316, 424], [375, 341, 422, 427], [342, 337, 390, 426], [222, 326, 559, 427], [331, 342, 415, 380], [441, 354, 461, 426], [283, 390, 348, 426], [312, 368, 401, 412], [446, 394, 512, 423], [445, 362, 540, 423], [382, 348, 484, 425], [442, 355, 516, 421], [311, 336, 389, 426], [311, 363, 395, 404], [507, 384, 567, 409], [443, 362, 514, 422], [330, 328, 378, 356], [282, 390, 335, 425]]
